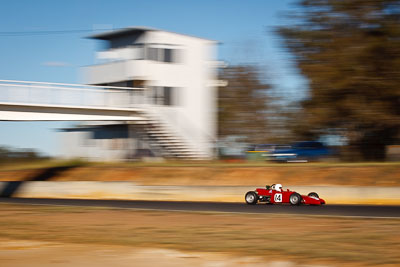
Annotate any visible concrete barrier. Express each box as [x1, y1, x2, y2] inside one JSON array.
[[0, 182, 399, 205]]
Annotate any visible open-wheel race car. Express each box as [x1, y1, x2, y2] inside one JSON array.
[[245, 184, 325, 205]]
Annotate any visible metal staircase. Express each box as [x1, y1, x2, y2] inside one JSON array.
[[140, 112, 210, 160]]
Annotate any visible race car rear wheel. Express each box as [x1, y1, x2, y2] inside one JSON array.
[[289, 193, 302, 205], [245, 191, 258, 205], [308, 192, 319, 198]]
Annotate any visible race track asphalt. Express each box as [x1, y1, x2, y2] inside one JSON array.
[[0, 197, 399, 218]]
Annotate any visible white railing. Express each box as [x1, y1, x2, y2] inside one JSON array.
[[0, 79, 147, 109]]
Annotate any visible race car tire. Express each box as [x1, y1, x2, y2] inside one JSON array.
[[308, 192, 319, 198], [245, 191, 258, 205], [289, 193, 302, 205]]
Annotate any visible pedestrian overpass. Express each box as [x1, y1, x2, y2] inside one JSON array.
[[0, 79, 210, 159], [0, 79, 147, 121]]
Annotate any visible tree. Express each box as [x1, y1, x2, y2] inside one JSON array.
[[218, 65, 272, 144], [0, 146, 45, 163], [278, 0, 400, 160]]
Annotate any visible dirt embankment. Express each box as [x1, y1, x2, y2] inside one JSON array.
[[0, 164, 399, 186]]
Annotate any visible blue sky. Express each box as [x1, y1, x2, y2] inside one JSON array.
[[0, 0, 305, 156]]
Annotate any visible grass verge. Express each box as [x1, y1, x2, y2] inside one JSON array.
[[0, 203, 399, 266]]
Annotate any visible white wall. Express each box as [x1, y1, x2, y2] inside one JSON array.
[[83, 29, 218, 157], [59, 130, 136, 161]]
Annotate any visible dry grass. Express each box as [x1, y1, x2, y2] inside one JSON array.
[[1, 160, 400, 186], [0, 203, 399, 266], [0, 159, 400, 186]]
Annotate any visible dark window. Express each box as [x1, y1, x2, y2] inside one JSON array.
[[92, 125, 129, 139], [164, 49, 172, 63], [148, 47, 158, 61], [150, 87, 176, 106], [146, 46, 178, 63], [108, 33, 143, 49], [151, 87, 163, 105], [164, 87, 171, 105]]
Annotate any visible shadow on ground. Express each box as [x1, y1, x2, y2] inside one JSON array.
[[0, 166, 79, 198]]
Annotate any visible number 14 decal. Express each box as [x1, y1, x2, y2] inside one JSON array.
[[274, 193, 282, 202]]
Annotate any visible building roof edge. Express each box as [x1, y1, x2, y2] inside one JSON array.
[[87, 26, 218, 43]]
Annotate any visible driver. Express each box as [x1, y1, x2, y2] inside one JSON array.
[[274, 184, 283, 192]]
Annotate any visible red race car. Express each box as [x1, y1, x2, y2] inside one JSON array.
[[245, 184, 325, 205]]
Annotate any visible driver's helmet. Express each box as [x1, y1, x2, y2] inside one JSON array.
[[274, 184, 282, 192]]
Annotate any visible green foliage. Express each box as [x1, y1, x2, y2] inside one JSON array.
[[278, 0, 400, 160]]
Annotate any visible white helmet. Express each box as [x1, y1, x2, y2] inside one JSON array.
[[274, 184, 282, 192]]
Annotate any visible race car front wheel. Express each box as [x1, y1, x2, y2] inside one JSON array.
[[245, 191, 258, 205], [289, 193, 302, 205]]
